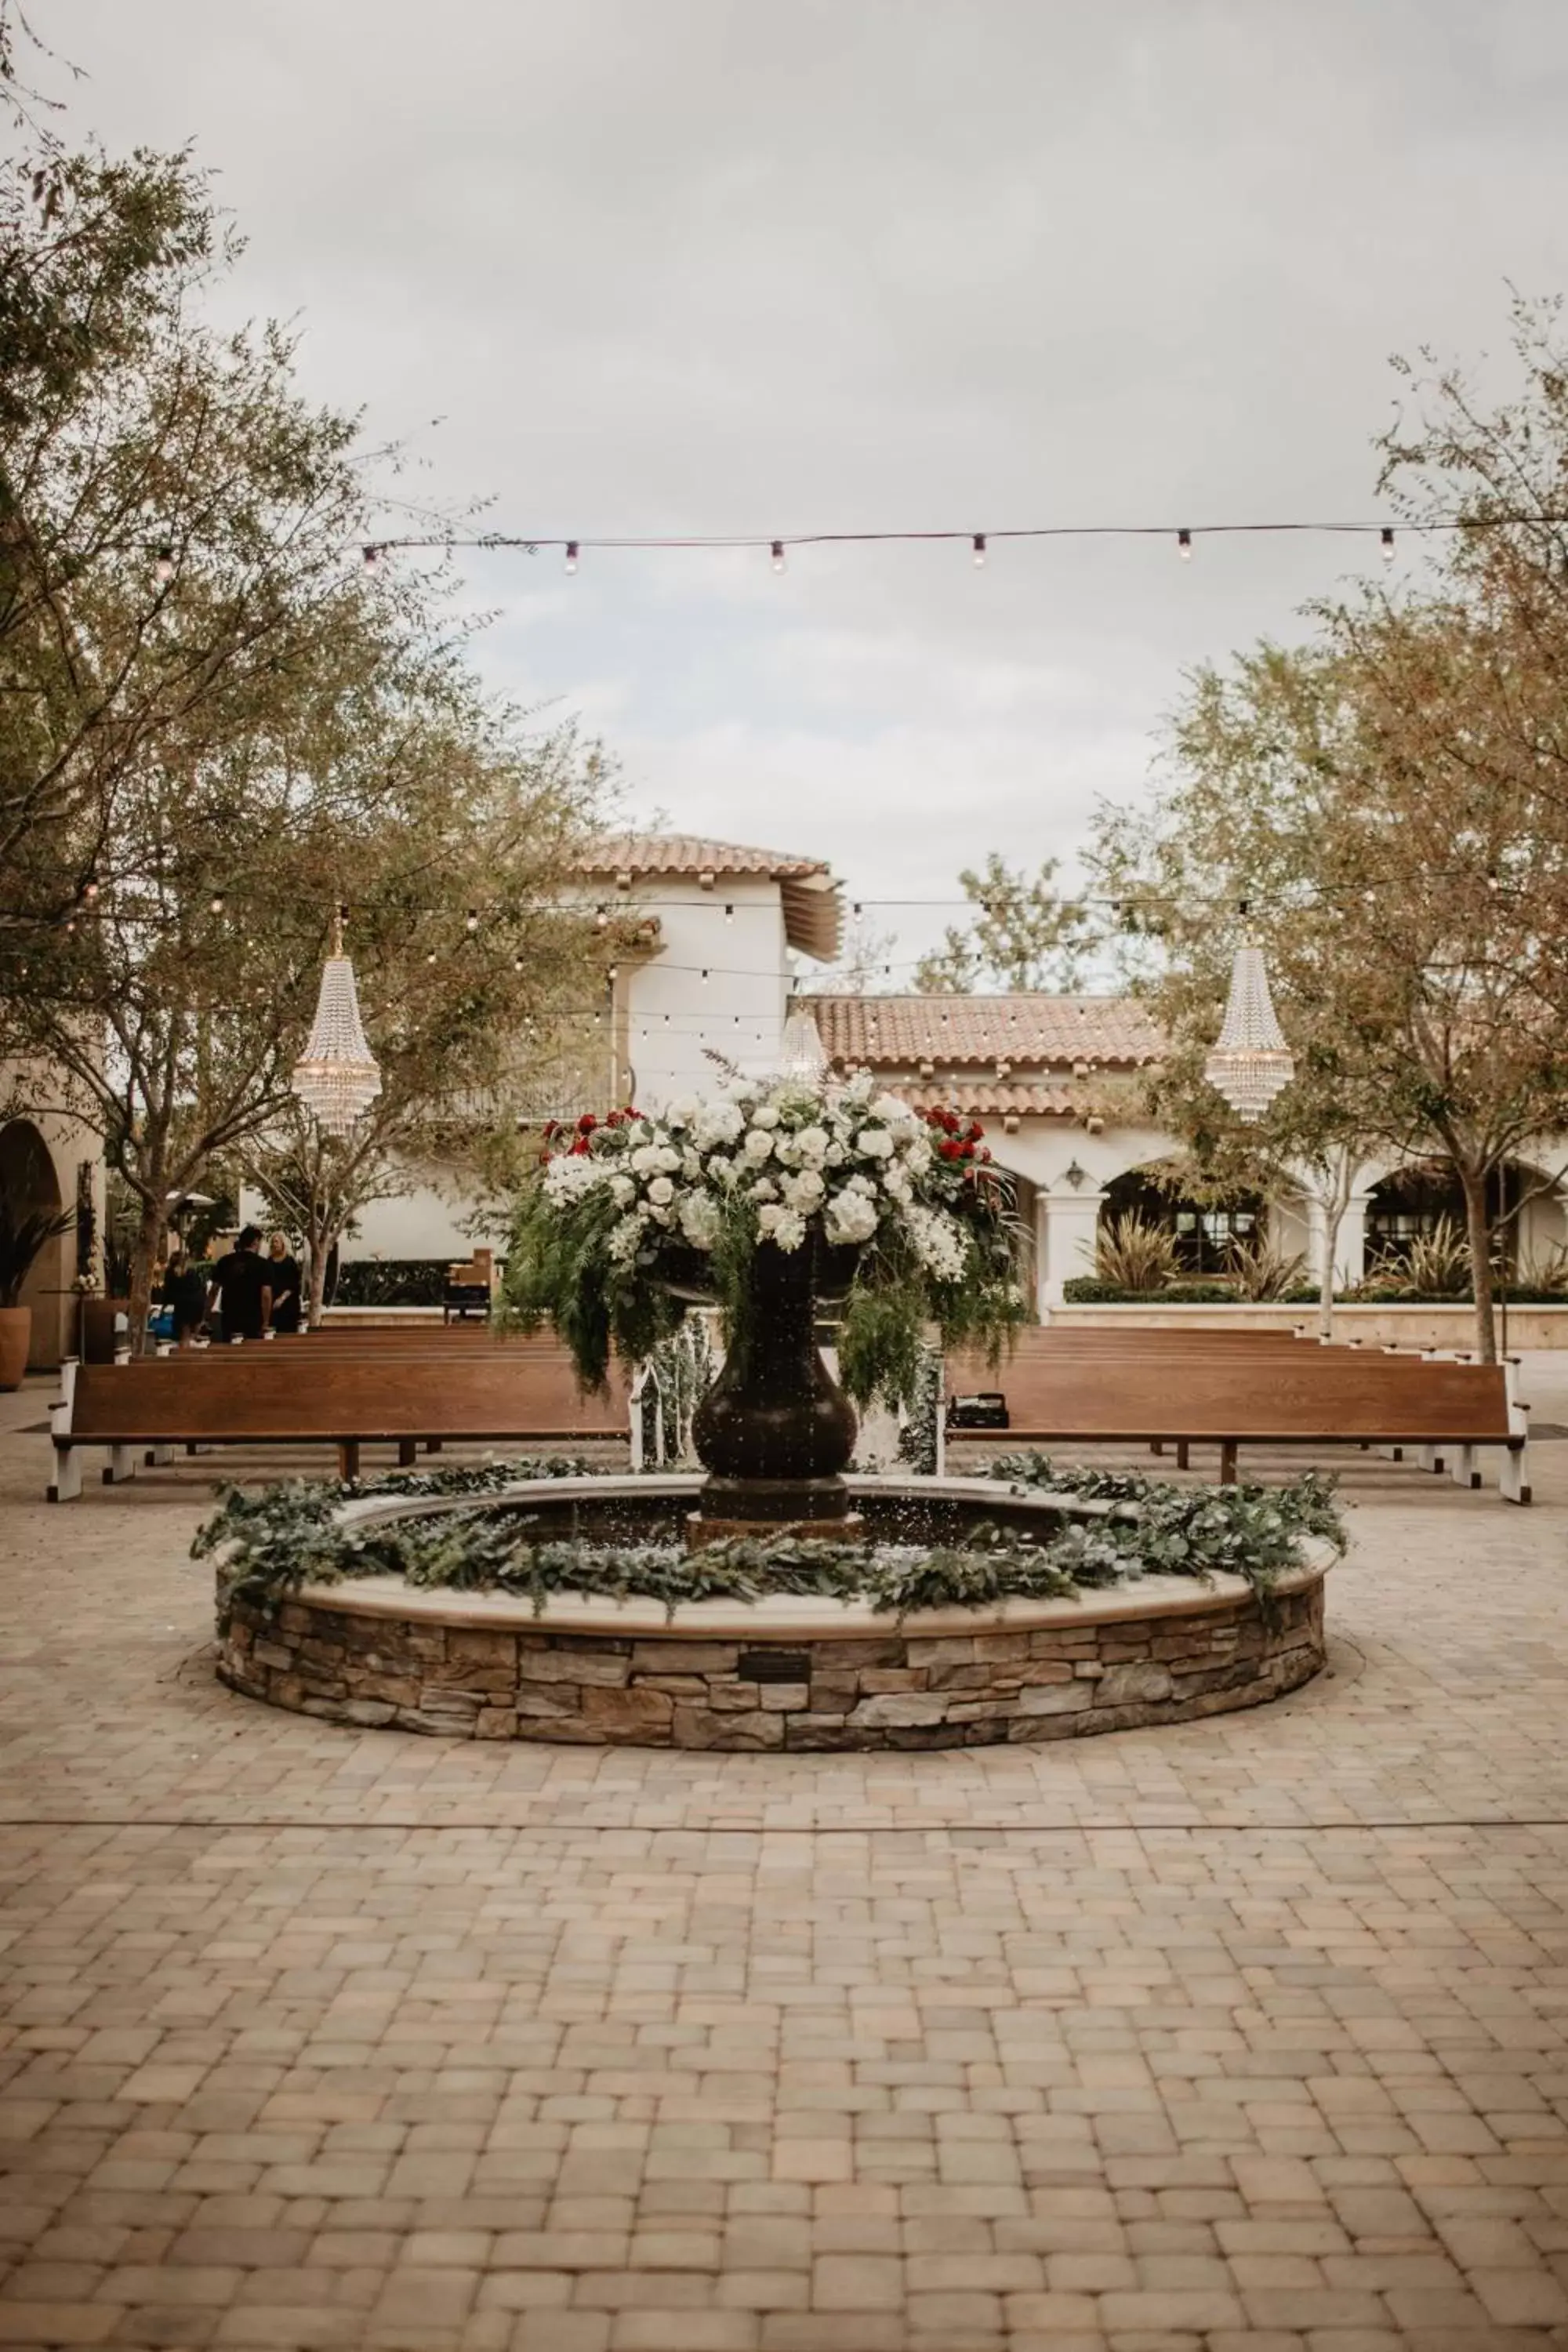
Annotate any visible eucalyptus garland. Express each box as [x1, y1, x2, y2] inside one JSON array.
[[198, 1455, 1343, 1633]]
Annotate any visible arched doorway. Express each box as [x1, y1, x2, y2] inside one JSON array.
[[1101, 1164, 1263, 1277], [0, 1119, 67, 1370]]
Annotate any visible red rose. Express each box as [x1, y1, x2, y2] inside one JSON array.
[[938, 1138, 963, 1160], [568, 1138, 589, 1156], [967, 1121, 985, 1142], [578, 1112, 597, 1134]]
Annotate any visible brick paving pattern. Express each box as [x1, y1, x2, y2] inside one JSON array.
[[4, 1370, 1568, 2347]]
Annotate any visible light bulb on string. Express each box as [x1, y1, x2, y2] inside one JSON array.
[[971, 534, 987, 567], [1177, 529, 1192, 561], [701, 968, 710, 983], [771, 541, 786, 574], [466, 909, 479, 933], [1380, 526, 1395, 563], [724, 903, 733, 923], [564, 541, 579, 575], [362, 544, 380, 571], [154, 543, 175, 583], [209, 893, 225, 916]]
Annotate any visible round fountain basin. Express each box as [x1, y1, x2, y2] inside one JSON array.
[[215, 1472, 1332, 1750]]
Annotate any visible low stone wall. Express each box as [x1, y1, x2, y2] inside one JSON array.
[[1049, 1301, 1568, 1348], [217, 1563, 1328, 1751]]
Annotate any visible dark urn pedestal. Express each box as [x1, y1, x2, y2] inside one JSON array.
[[688, 1238, 861, 1549]]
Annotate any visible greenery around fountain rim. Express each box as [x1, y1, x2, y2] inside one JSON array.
[[500, 1072, 1027, 1406], [196, 1454, 1346, 1636]]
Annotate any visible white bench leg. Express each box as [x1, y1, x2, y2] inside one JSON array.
[[1448, 1444, 1478, 1490], [103, 1445, 137, 1485], [1500, 1445, 1531, 1505], [144, 1443, 175, 1466], [49, 1443, 82, 1502], [1419, 1443, 1445, 1474]]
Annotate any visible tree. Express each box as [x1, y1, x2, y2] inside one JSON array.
[[1094, 608, 1568, 1360], [913, 853, 1096, 993], [238, 716, 613, 1325]]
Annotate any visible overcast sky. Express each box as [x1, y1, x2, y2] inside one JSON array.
[[44, 0, 1568, 975]]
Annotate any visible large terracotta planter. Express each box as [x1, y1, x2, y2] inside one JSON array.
[[0, 1306, 31, 1391], [691, 1239, 858, 1525]]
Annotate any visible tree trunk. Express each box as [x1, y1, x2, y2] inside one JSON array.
[[127, 1192, 166, 1356], [1318, 1196, 1346, 1341], [1459, 1162, 1497, 1363], [306, 1212, 340, 1328]]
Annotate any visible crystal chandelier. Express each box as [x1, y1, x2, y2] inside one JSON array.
[[292, 909, 382, 1135], [1204, 940, 1294, 1123], [777, 1004, 829, 1083]]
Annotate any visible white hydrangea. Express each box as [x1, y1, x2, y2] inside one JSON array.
[[858, 1127, 894, 1160], [543, 1154, 609, 1203], [677, 1191, 721, 1250], [824, 1189, 879, 1246], [872, 1092, 914, 1126], [692, 1099, 744, 1149], [610, 1174, 635, 1207], [881, 1160, 911, 1200]]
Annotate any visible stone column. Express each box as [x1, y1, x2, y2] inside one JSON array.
[[1303, 1189, 1373, 1293], [1037, 1185, 1105, 1311]]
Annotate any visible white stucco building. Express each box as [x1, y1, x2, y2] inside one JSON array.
[[340, 829, 1567, 1308]]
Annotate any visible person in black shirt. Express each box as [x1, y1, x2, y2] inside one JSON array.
[[207, 1225, 272, 1341], [267, 1232, 303, 1334], [159, 1246, 209, 1346]]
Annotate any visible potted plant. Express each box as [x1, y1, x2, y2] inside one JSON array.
[[504, 1073, 1026, 1530], [0, 1199, 77, 1388]]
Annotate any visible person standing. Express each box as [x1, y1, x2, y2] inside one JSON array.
[[159, 1245, 208, 1348], [267, 1232, 303, 1334], [207, 1225, 272, 1341]]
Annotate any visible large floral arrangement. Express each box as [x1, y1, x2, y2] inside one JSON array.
[[504, 1071, 1026, 1403]]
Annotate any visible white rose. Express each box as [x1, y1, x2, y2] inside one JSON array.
[[647, 1176, 675, 1206], [630, 1144, 659, 1174], [793, 1125, 829, 1164], [749, 1177, 778, 1200], [823, 1141, 846, 1165], [858, 1127, 894, 1160], [681, 1148, 702, 1179], [655, 1145, 682, 1173], [782, 1168, 826, 1210], [871, 1093, 913, 1126], [707, 1156, 739, 1187], [743, 1127, 775, 1163], [751, 1103, 782, 1129]]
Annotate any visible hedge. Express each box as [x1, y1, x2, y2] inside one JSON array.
[[332, 1258, 462, 1308]]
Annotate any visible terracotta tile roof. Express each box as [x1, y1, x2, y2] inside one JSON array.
[[811, 993, 1163, 1069], [901, 1082, 1080, 1121], [575, 833, 841, 961]]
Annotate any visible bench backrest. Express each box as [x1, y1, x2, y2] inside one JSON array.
[[67, 1356, 629, 1440], [946, 1354, 1511, 1441]]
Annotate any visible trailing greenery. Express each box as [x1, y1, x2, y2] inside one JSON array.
[[196, 1454, 1342, 1633]]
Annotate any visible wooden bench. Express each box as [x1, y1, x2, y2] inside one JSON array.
[[47, 1353, 630, 1499], [943, 1346, 1530, 1501]]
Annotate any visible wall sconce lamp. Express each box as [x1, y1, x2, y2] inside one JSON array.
[[1062, 1160, 1088, 1191]]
